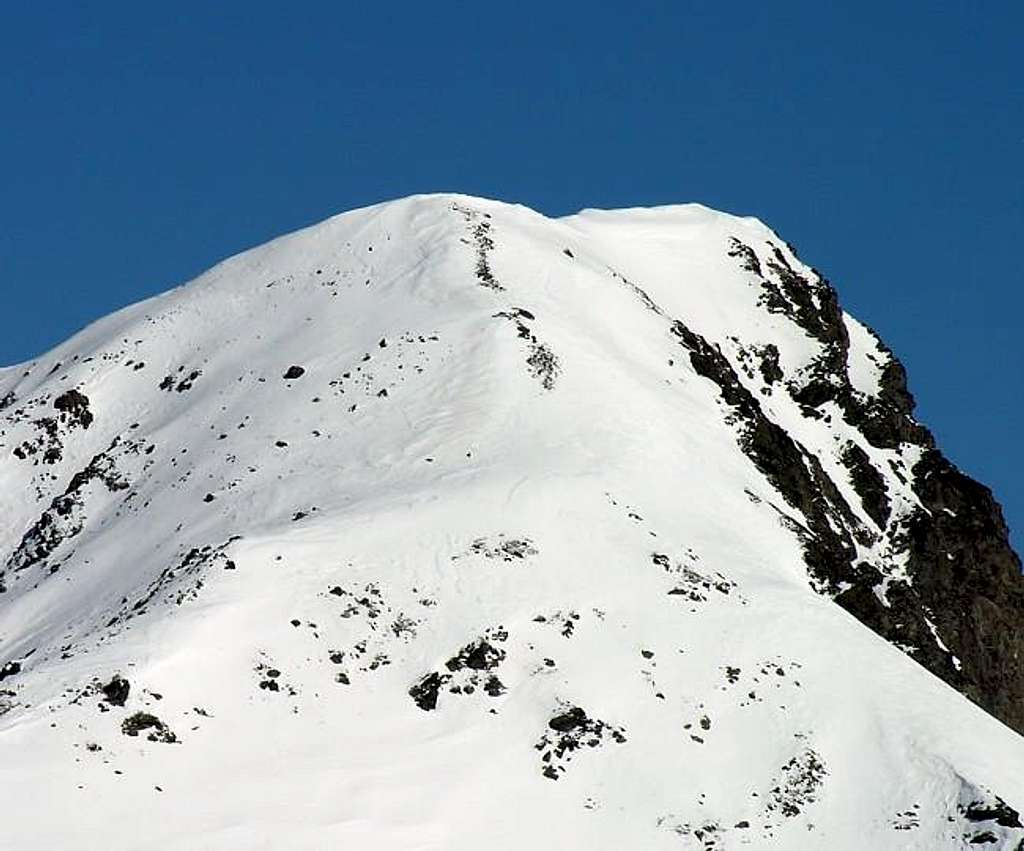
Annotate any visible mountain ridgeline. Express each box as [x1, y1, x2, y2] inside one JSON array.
[[0, 194, 1021, 850]]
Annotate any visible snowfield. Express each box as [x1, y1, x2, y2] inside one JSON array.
[[1, 194, 1022, 849]]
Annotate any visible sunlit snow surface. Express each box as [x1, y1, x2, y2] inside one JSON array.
[[0, 195, 1021, 850]]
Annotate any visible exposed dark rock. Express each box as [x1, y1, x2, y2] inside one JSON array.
[[837, 388, 1022, 730], [101, 675, 130, 706], [491, 313, 559, 390], [733, 244, 848, 432], [727, 238, 762, 276], [177, 370, 201, 392], [466, 536, 539, 562], [491, 305, 558, 389], [536, 705, 626, 780], [282, 365, 305, 379], [965, 798, 1023, 829], [656, 552, 738, 603], [765, 748, 827, 819], [835, 445, 1024, 732], [526, 342, 559, 390], [725, 237, 929, 449], [53, 389, 93, 429], [115, 536, 241, 621], [10, 390, 96, 464], [833, 329, 932, 450], [875, 350, 918, 415], [409, 672, 447, 711], [901, 450, 1024, 732], [842, 385, 932, 450], [764, 244, 848, 348], [410, 628, 508, 709], [445, 639, 504, 673], [472, 221, 499, 289], [757, 344, 783, 385], [3, 440, 131, 578], [0, 661, 21, 681], [483, 675, 505, 697], [453, 204, 503, 291], [724, 237, 1024, 735], [670, 320, 862, 590], [162, 369, 202, 393], [840, 442, 891, 528], [121, 711, 177, 743], [549, 706, 587, 732], [836, 576, 963, 689], [607, 267, 664, 314]]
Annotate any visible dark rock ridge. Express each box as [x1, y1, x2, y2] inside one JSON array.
[[840, 449, 1024, 732], [670, 319, 864, 594], [2, 438, 132, 588], [839, 442, 891, 529], [705, 239, 1024, 734]]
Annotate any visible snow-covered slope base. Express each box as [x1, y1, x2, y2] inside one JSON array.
[[2, 195, 1022, 850]]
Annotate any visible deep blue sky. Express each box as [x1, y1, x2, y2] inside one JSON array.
[[2, 3, 1021, 548]]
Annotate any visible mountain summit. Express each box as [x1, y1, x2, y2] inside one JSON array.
[[2, 194, 1022, 850]]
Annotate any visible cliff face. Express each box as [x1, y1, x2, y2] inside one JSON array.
[[0, 194, 1021, 850], [840, 445, 1024, 731], [719, 235, 1024, 733]]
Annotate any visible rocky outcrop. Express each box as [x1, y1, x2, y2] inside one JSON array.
[[903, 450, 1024, 731], [725, 237, 1024, 734], [670, 320, 862, 592], [2, 439, 130, 586]]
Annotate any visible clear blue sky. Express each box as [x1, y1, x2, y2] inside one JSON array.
[[2, 3, 1021, 548]]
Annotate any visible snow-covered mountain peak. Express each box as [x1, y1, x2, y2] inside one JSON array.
[[1, 194, 1022, 850]]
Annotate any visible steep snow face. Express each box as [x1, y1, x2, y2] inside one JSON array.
[[1, 194, 1022, 850]]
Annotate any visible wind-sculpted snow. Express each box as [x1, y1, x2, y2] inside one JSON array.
[[0, 193, 1021, 850]]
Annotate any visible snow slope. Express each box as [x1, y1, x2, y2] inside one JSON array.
[[1, 194, 1022, 850]]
